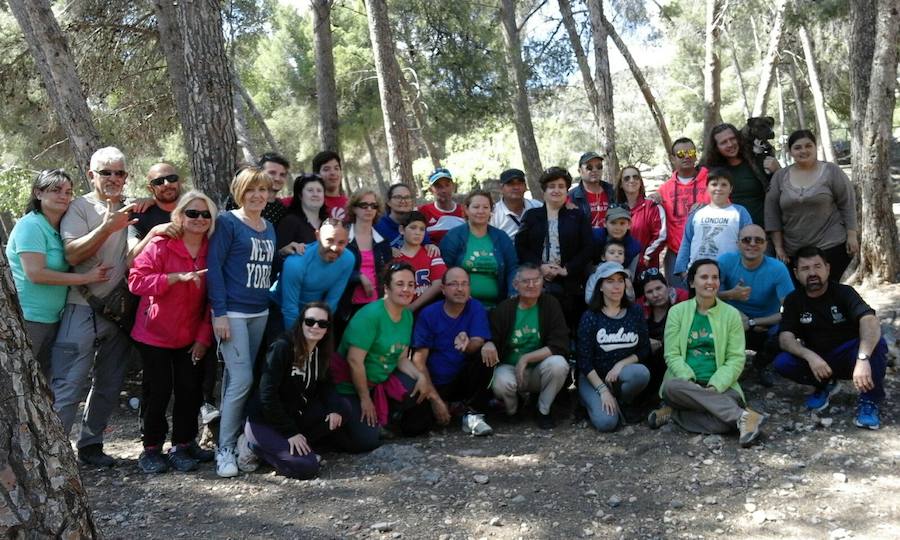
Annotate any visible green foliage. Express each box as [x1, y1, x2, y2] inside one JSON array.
[[0, 166, 34, 215]]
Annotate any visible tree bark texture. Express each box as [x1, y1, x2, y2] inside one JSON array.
[[8, 0, 99, 192], [751, 0, 786, 117], [797, 24, 834, 163], [787, 58, 807, 129], [702, 0, 723, 143], [364, 0, 414, 190], [849, 0, 877, 194], [363, 130, 388, 194], [499, 0, 545, 198], [586, 0, 619, 181], [0, 250, 97, 538], [311, 0, 341, 153], [154, 0, 236, 205], [603, 16, 672, 156], [233, 90, 257, 164], [232, 72, 280, 154], [398, 70, 442, 168], [727, 32, 751, 119], [558, 0, 600, 125], [856, 0, 900, 283]]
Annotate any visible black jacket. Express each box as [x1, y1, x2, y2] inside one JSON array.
[[490, 294, 570, 362], [515, 205, 594, 295]]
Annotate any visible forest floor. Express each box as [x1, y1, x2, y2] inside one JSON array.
[[78, 283, 900, 540]]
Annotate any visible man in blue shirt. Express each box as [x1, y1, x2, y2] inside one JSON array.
[[410, 267, 494, 436], [718, 224, 794, 386]]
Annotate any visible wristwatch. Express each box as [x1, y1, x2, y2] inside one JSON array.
[[748, 318, 756, 329], [857, 352, 870, 362]]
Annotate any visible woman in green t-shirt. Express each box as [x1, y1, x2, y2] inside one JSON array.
[[331, 262, 436, 452]]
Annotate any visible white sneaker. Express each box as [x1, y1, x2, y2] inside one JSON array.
[[200, 403, 220, 425], [462, 413, 493, 436], [215, 447, 238, 478], [236, 434, 259, 473]]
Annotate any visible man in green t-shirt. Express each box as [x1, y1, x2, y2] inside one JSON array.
[[485, 263, 570, 429]]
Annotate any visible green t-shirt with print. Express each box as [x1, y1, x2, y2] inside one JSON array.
[[685, 312, 717, 384], [504, 304, 541, 366], [462, 232, 500, 308], [337, 299, 413, 394]]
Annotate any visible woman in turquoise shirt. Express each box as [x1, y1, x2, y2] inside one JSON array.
[[6, 169, 110, 375]]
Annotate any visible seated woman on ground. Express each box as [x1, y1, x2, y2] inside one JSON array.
[[577, 262, 651, 431], [648, 259, 766, 448], [241, 302, 349, 479]]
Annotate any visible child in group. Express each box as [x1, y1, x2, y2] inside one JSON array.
[[393, 211, 447, 313], [585, 239, 635, 304], [673, 168, 752, 276], [593, 206, 642, 276]]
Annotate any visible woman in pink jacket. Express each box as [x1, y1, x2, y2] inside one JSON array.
[[614, 166, 666, 274], [129, 191, 216, 474]]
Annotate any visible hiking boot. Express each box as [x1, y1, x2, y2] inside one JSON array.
[[805, 380, 841, 412], [184, 441, 215, 463], [200, 403, 220, 425], [738, 409, 766, 447], [78, 444, 116, 468], [756, 365, 775, 388], [462, 413, 493, 436], [236, 434, 258, 473], [138, 447, 168, 474], [647, 405, 673, 429], [215, 447, 238, 478], [536, 412, 556, 430], [854, 399, 881, 430], [167, 446, 199, 473]]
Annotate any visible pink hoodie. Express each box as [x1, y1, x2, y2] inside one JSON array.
[[129, 235, 213, 349]]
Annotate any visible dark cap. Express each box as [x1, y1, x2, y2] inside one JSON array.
[[605, 206, 632, 222], [579, 151, 603, 167], [500, 168, 526, 184]]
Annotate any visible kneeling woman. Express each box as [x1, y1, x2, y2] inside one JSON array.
[[331, 262, 435, 452], [648, 259, 765, 447], [243, 302, 348, 479], [577, 262, 651, 431]]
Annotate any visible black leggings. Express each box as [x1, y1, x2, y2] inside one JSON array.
[[137, 342, 203, 447]]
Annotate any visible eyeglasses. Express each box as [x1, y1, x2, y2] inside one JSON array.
[[517, 277, 542, 286], [354, 202, 379, 210], [184, 209, 212, 219], [150, 174, 180, 186], [740, 236, 766, 245], [94, 169, 127, 178], [674, 149, 697, 159], [390, 195, 413, 201], [303, 317, 330, 329]]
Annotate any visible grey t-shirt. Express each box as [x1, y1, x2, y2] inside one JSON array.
[[61, 192, 129, 304]]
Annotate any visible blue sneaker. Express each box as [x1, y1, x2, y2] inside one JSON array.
[[805, 381, 840, 412], [854, 400, 881, 430]]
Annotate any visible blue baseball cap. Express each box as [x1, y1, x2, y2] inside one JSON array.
[[428, 168, 453, 186]]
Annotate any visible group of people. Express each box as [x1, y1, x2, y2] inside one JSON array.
[[5, 121, 887, 482]]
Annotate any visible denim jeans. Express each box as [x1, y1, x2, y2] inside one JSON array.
[[217, 313, 268, 450], [773, 338, 887, 403], [578, 364, 650, 432]]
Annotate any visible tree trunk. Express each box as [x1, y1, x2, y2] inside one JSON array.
[[364, 130, 388, 194], [398, 70, 442, 168], [233, 89, 257, 164], [364, 0, 414, 190], [602, 16, 672, 157], [586, 0, 619, 181], [702, 0, 723, 142], [751, 0, 786, 117], [787, 57, 807, 129], [727, 31, 751, 119], [8, 0, 98, 192], [232, 72, 280, 154], [499, 0, 545, 198], [775, 66, 788, 164], [0, 249, 98, 537], [849, 0, 877, 188], [154, 0, 236, 206], [797, 24, 835, 163], [855, 0, 900, 283], [558, 0, 600, 124], [311, 0, 340, 153]]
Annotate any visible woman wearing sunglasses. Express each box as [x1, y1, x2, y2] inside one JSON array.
[[614, 166, 665, 274], [241, 302, 348, 479], [128, 190, 218, 474]]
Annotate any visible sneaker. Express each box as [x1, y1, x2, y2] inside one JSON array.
[[236, 434, 259, 473], [167, 446, 199, 473], [78, 444, 116, 468], [647, 405, 673, 429], [756, 365, 775, 388], [138, 447, 168, 474], [462, 413, 494, 436], [536, 412, 556, 430], [215, 447, 238, 478], [805, 380, 841, 412], [854, 400, 881, 430], [184, 441, 215, 463], [737, 409, 767, 447], [200, 403, 220, 425]]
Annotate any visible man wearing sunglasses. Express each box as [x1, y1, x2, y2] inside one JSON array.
[[568, 151, 615, 233], [127, 163, 182, 262], [655, 138, 710, 289], [717, 225, 794, 387]]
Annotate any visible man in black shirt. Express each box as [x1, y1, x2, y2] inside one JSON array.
[[774, 246, 887, 429]]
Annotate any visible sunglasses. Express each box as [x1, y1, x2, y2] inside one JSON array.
[[740, 236, 766, 245], [303, 317, 330, 329], [184, 209, 212, 219], [355, 202, 379, 210], [674, 149, 697, 159], [150, 174, 180, 186], [622, 174, 641, 182], [640, 268, 662, 280], [94, 169, 127, 178]]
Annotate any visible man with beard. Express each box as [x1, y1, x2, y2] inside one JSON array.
[[127, 162, 182, 261], [774, 246, 887, 430]]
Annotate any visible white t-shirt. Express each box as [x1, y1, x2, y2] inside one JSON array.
[[674, 203, 752, 273]]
